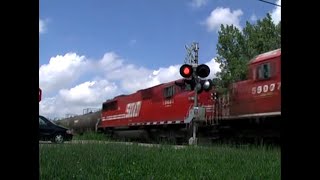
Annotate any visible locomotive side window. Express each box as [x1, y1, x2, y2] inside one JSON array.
[[257, 63, 271, 80], [102, 101, 118, 111], [164, 86, 175, 98]]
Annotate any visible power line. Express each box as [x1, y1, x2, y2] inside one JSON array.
[[258, 0, 281, 7]]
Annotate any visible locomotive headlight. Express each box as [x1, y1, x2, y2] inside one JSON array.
[[203, 80, 213, 91]]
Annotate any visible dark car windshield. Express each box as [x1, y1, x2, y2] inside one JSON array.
[[49, 119, 59, 125], [40, 116, 58, 126]]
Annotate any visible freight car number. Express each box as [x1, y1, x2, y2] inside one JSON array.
[[252, 82, 281, 95]]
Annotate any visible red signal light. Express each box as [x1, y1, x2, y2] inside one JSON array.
[[180, 64, 193, 78], [183, 67, 190, 75]]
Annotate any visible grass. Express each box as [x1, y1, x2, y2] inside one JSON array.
[[40, 142, 280, 180]]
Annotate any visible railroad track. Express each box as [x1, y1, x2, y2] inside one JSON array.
[[39, 140, 187, 149]]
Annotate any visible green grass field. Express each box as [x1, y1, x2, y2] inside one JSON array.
[[40, 142, 280, 180]]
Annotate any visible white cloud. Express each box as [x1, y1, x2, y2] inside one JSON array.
[[39, 53, 88, 94], [59, 80, 118, 105], [203, 7, 243, 32], [189, 0, 208, 8], [39, 97, 58, 117], [40, 80, 119, 119], [270, 0, 281, 24], [39, 19, 46, 34], [205, 58, 221, 79], [39, 51, 221, 118], [250, 14, 257, 22], [98, 52, 124, 72]]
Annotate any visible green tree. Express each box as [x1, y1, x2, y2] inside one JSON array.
[[215, 13, 281, 93]]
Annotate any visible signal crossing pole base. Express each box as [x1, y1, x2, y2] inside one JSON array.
[[189, 122, 198, 145], [189, 137, 198, 145]]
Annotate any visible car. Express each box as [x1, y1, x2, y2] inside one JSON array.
[[39, 115, 73, 143]]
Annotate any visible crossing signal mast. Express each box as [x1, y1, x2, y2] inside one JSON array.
[[180, 42, 213, 145]]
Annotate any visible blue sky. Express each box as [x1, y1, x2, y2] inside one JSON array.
[[39, 0, 281, 119]]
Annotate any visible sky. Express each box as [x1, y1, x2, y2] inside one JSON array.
[[39, 0, 281, 119]]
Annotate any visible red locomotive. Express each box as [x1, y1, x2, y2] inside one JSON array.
[[96, 49, 281, 143], [218, 48, 281, 119], [215, 48, 281, 142], [97, 79, 214, 142]]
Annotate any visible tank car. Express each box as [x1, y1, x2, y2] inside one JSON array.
[[57, 111, 101, 135]]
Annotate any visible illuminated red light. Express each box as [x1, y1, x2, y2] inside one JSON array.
[[180, 64, 193, 78], [183, 67, 190, 75]]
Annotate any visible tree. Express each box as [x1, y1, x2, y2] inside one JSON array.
[[215, 13, 281, 93]]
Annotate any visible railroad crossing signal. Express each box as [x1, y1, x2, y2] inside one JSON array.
[[179, 42, 214, 145], [179, 63, 213, 93]]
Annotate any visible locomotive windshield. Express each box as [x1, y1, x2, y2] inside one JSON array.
[[102, 101, 118, 111]]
